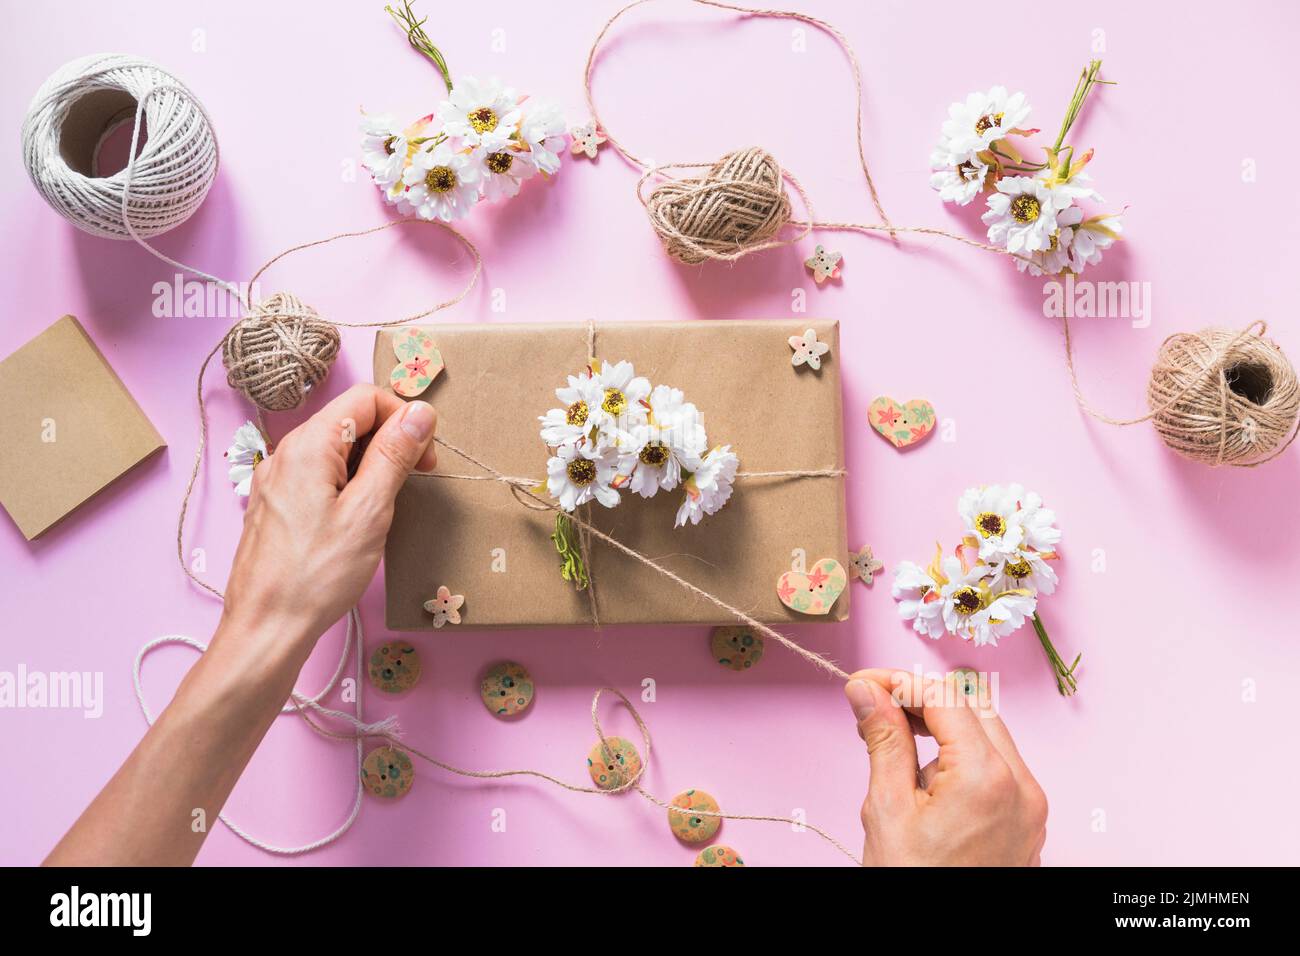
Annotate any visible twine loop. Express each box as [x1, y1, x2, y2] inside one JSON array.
[[221, 292, 342, 412], [643, 147, 794, 264]]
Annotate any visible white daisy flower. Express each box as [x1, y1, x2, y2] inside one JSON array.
[[402, 142, 482, 222], [929, 147, 990, 206], [1016, 489, 1062, 552], [224, 421, 267, 497], [478, 128, 538, 202], [675, 445, 739, 527], [968, 588, 1037, 647], [1014, 204, 1082, 276], [892, 559, 946, 640], [987, 549, 1059, 596], [539, 371, 605, 446], [546, 441, 620, 511], [360, 111, 408, 189], [982, 177, 1075, 255], [936, 556, 992, 636], [958, 484, 1027, 561], [1069, 214, 1123, 273], [589, 360, 651, 436], [615, 385, 707, 498], [518, 99, 568, 176], [437, 76, 522, 147], [939, 86, 1032, 157]]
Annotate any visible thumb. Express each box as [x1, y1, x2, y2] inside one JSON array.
[[845, 678, 919, 808], [344, 400, 437, 507]]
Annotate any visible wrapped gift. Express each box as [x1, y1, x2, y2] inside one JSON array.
[[373, 319, 848, 629]]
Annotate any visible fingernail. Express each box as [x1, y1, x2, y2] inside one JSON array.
[[845, 679, 875, 721], [400, 401, 434, 441]]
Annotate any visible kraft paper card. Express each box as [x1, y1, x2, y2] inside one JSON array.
[[0, 315, 165, 540], [373, 319, 847, 629]]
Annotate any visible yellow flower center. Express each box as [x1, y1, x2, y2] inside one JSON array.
[[565, 400, 589, 426], [1005, 559, 1032, 579], [566, 458, 597, 486], [602, 387, 627, 416], [975, 112, 1004, 135], [957, 160, 981, 182], [382, 135, 398, 155], [1011, 194, 1041, 223], [975, 512, 1006, 538], [425, 166, 457, 193], [252, 451, 264, 467], [638, 442, 669, 467], [486, 151, 514, 174], [952, 586, 983, 615], [469, 107, 499, 134]]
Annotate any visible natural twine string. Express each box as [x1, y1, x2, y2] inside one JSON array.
[[584, 0, 1034, 269], [1062, 318, 1300, 467]]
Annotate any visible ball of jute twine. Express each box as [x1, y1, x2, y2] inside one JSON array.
[[1146, 324, 1300, 466], [1064, 319, 1300, 467], [221, 293, 341, 412], [22, 53, 218, 239]]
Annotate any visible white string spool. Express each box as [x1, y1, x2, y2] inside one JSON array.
[[21, 53, 218, 239]]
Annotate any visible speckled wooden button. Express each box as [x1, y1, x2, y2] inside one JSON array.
[[361, 747, 414, 800], [668, 789, 722, 843], [368, 641, 422, 694], [480, 660, 535, 718], [710, 626, 764, 671], [586, 736, 642, 791], [694, 845, 745, 867]]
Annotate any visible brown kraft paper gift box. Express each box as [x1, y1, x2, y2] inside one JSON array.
[[373, 319, 848, 629]]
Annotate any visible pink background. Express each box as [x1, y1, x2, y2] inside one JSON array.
[[2, 0, 1298, 866]]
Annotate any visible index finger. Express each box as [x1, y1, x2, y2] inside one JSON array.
[[849, 668, 991, 755]]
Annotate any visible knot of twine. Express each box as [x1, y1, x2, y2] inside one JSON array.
[[643, 147, 793, 264], [221, 292, 342, 413], [1147, 324, 1300, 467]]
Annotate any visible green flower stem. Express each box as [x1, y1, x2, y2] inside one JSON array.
[[1031, 611, 1081, 696], [551, 513, 589, 591], [1053, 59, 1114, 154], [386, 1, 453, 94]]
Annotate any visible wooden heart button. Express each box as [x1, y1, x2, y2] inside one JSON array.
[[776, 558, 847, 615], [869, 396, 936, 449]]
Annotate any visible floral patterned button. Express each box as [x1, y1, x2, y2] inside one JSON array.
[[710, 626, 764, 671], [586, 736, 642, 791], [479, 660, 535, 718], [361, 746, 414, 800], [694, 845, 745, 867], [668, 788, 722, 843], [368, 641, 422, 694]]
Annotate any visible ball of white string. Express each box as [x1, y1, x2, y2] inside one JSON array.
[[21, 53, 218, 239]]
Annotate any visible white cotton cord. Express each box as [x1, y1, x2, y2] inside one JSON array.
[[132, 608, 377, 855], [22, 53, 218, 239]]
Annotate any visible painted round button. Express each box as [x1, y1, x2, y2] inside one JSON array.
[[694, 845, 745, 867], [480, 660, 534, 718], [368, 641, 421, 694], [361, 746, 414, 799], [952, 667, 981, 697], [711, 625, 764, 671], [668, 788, 721, 843], [586, 736, 642, 791]]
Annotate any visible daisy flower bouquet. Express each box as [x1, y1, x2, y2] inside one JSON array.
[[537, 358, 739, 587], [892, 484, 1081, 696], [929, 61, 1123, 277], [359, 1, 567, 222]]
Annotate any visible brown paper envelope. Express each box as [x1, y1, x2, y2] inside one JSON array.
[[373, 319, 847, 629], [0, 315, 166, 540]]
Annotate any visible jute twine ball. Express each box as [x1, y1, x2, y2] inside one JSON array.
[[1147, 325, 1300, 466], [21, 54, 218, 239], [221, 293, 341, 412], [644, 147, 792, 264]]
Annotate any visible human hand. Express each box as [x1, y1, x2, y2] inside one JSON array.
[[219, 384, 437, 661], [844, 668, 1048, 866]]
